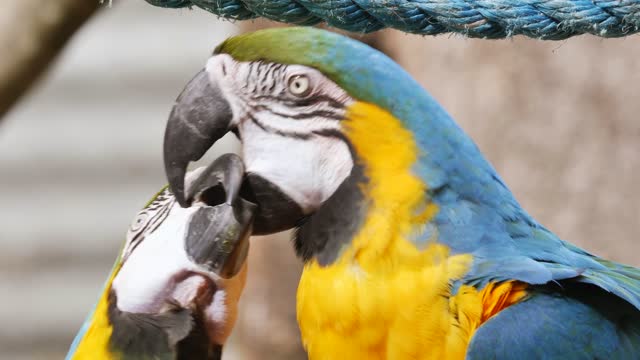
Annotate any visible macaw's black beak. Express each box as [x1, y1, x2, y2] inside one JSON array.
[[164, 69, 233, 208], [164, 69, 306, 236], [185, 153, 256, 279]]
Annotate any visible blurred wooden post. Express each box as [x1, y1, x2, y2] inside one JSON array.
[[0, 0, 99, 122], [232, 232, 306, 359]]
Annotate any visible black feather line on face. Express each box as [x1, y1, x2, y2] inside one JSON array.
[[245, 112, 352, 142], [127, 202, 172, 257], [284, 95, 345, 110], [245, 113, 313, 140], [252, 93, 345, 111], [123, 189, 175, 262], [253, 104, 344, 121]]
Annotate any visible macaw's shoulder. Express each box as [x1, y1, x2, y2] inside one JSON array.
[[467, 284, 640, 360]]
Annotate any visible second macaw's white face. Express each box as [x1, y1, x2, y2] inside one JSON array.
[[113, 196, 247, 344], [206, 54, 355, 213], [111, 161, 253, 347]]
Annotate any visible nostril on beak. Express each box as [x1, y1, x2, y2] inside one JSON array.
[[196, 185, 226, 207]]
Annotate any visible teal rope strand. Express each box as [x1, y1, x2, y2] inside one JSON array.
[[144, 0, 640, 39]]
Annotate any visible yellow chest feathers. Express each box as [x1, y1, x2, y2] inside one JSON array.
[[295, 102, 526, 359], [297, 247, 526, 360]]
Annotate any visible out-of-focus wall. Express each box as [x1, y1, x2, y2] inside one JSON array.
[[0, 3, 238, 359], [0, 4, 638, 360]]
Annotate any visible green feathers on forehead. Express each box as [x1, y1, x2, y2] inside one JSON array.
[[214, 27, 355, 91], [213, 26, 424, 117], [214, 27, 441, 137]]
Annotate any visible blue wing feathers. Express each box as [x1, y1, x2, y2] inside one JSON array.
[[467, 289, 640, 360], [423, 159, 640, 311], [580, 269, 640, 310]]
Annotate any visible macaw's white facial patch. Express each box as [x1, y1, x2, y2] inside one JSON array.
[[241, 119, 353, 213], [206, 55, 356, 214], [112, 172, 249, 344], [114, 203, 213, 312]]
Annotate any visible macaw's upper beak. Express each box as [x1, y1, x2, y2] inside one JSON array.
[[164, 69, 306, 235], [164, 69, 233, 208]]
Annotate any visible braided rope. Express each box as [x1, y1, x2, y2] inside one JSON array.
[[145, 0, 640, 39]]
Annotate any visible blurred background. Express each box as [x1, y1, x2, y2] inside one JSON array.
[[0, 1, 638, 359]]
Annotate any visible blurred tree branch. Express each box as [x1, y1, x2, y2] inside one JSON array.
[[0, 0, 100, 122]]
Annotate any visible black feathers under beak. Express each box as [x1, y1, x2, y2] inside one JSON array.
[[164, 69, 233, 208]]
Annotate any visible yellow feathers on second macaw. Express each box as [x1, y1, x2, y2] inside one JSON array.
[[73, 27, 640, 359]]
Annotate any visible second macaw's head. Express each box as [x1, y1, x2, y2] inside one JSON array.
[[164, 27, 461, 265]]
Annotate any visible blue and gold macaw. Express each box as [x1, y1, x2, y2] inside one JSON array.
[[162, 27, 640, 359], [66, 154, 256, 359]]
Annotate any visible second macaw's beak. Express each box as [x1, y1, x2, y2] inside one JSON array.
[[185, 153, 255, 279], [164, 69, 305, 235]]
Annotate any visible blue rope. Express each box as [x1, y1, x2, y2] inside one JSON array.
[[145, 0, 640, 39]]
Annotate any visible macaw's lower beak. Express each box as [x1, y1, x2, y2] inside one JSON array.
[[185, 153, 255, 278], [164, 69, 305, 236]]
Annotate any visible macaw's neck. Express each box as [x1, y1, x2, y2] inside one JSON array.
[[296, 102, 438, 267], [295, 101, 521, 266]]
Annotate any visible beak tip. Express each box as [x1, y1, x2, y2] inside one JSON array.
[[165, 161, 189, 208], [170, 186, 189, 208], [175, 195, 189, 208]]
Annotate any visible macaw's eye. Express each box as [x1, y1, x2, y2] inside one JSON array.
[[288, 74, 311, 97], [130, 212, 149, 232]]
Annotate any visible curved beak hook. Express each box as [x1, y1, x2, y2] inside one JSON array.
[[164, 69, 233, 207]]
